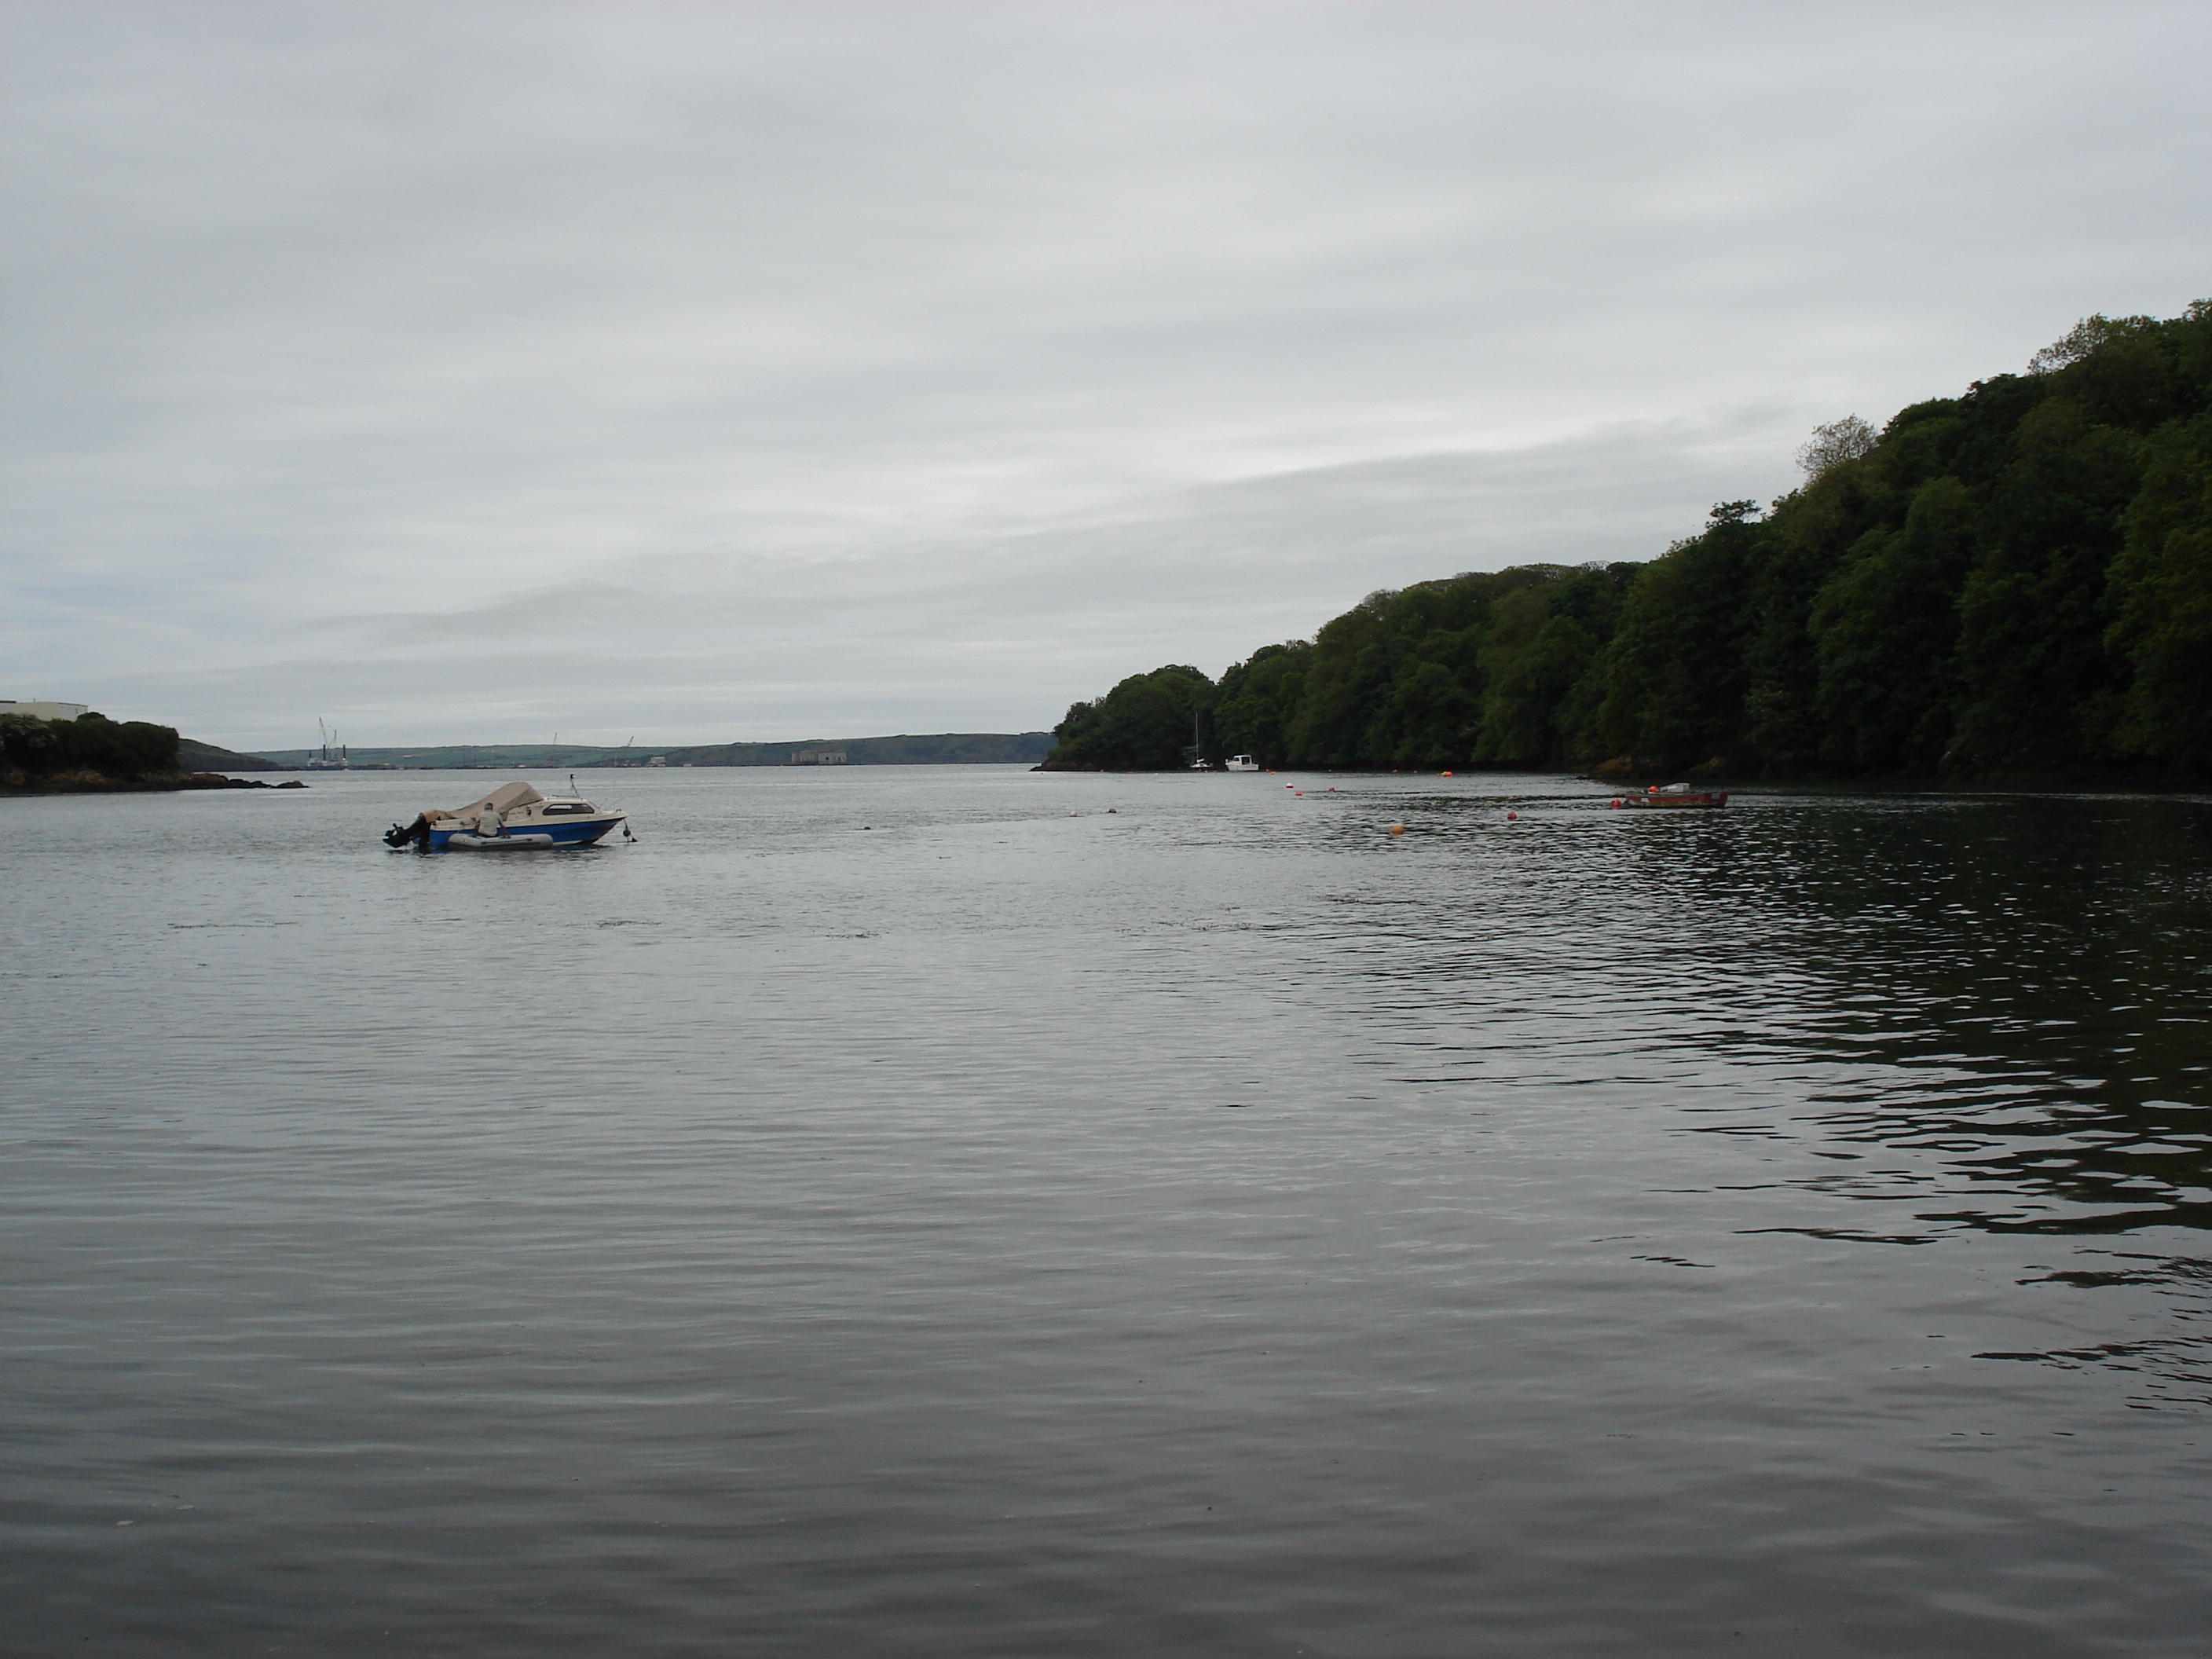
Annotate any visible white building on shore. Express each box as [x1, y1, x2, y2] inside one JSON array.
[[1, 699, 90, 721]]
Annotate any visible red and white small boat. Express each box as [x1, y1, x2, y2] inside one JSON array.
[[1610, 783, 1727, 809]]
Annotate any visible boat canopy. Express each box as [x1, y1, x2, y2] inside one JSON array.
[[429, 781, 544, 821]]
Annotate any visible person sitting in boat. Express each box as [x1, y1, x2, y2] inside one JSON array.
[[477, 803, 504, 837]]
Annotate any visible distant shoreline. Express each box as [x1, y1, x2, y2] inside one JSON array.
[[252, 731, 1057, 770], [1, 772, 306, 797]]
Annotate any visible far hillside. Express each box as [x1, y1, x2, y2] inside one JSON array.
[[255, 732, 1057, 768], [179, 738, 280, 771]]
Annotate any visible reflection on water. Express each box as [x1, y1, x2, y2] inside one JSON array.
[[1396, 789, 2212, 1408], [3, 770, 2209, 1656]]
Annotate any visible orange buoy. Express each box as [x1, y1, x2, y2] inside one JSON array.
[[1390, 822, 1404, 835], [1442, 770, 1453, 777], [1610, 799, 1621, 809]]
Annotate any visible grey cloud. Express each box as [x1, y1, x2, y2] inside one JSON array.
[[4, 2, 2208, 745], [83, 414, 1795, 746]]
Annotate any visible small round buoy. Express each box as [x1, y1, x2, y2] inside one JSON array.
[[1507, 810, 1518, 821], [1293, 789, 1304, 797], [1442, 770, 1453, 777], [1610, 799, 1621, 809], [1108, 808, 1117, 814], [1390, 822, 1404, 836]]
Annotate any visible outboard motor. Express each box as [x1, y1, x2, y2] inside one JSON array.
[[384, 814, 432, 849]]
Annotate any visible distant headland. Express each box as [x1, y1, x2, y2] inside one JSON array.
[[6, 719, 1057, 790], [253, 732, 1057, 770], [2, 710, 298, 794]]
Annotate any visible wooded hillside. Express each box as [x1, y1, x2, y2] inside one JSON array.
[[2, 711, 181, 784], [1046, 303, 2211, 778]]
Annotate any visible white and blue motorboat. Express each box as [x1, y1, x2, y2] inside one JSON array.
[[383, 781, 628, 851]]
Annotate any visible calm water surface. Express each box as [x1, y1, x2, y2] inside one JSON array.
[[5, 767, 2210, 1657]]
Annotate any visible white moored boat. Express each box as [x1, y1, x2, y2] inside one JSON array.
[[1223, 754, 1261, 771], [383, 781, 628, 851]]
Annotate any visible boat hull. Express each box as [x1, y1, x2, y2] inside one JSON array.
[[1611, 792, 1727, 809], [427, 816, 622, 850]]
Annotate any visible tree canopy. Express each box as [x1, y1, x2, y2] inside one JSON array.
[[1046, 665, 1216, 770], [1, 712, 181, 783]]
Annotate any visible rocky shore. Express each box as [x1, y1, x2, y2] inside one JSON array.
[[2, 770, 307, 796]]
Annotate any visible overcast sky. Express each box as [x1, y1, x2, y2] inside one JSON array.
[[4, 2, 2207, 749]]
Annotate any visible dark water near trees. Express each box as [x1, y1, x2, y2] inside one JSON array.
[[5, 767, 2210, 1657]]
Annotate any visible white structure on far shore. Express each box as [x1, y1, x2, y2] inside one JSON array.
[[1, 699, 90, 721]]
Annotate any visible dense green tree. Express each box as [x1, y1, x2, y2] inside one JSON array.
[[1579, 504, 1764, 765], [1796, 415, 1877, 475], [1470, 579, 1607, 764], [1284, 592, 1394, 766], [1741, 465, 1877, 766], [1950, 397, 2140, 764], [1214, 642, 1313, 765], [2106, 411, 2212, 764], [1045, 665, 1214, 769], [1, 712, 181, 782], [1807, 475, 1978, 769]]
